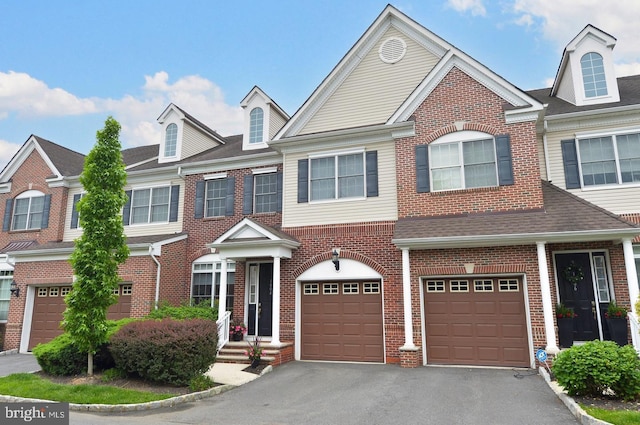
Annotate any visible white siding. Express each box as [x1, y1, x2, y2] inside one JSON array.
[[546, 122, 640, 214], [556, 65, 576, 105], [283, 141, 397, 227], [62, 181, 184, 242], [300, 26, 440, 135], [269, 111, 286, 140], [182, 123, 218, 160]]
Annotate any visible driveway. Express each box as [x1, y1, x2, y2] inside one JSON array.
[[68, 362, 579, 425]]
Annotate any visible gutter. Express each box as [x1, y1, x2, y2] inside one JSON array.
[[149, 245, 161, 310]]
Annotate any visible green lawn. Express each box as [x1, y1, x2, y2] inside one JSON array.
[[582, 406, 640, 425], [0, 373, 175, 404]]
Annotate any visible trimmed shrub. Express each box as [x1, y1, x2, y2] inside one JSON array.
[[109, 318, 218, 386], [189, 374, 216, 392], [146, 301, 218, 321], [33, 318, 138, 376], [552, 340, 640, 400]]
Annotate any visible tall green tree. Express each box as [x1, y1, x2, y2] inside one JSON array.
[[63, 116, 129, 375]]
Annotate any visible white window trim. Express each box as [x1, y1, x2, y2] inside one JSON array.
[[128, 184, 172, 226], [158, 119, 183, 163], [252, 167, 278, 175], [191, 254, 236, 306], [575, 130, 640, 189], [429, 131, 498, 192], [164, 123, 178, 158], [308, 148, 367, 203], [12, 190, 45, 231], [253, 172, 278, 214], [204, 178, 227, 218], [204, 173, 227, 180]]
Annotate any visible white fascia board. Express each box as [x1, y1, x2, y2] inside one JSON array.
[[390, 53, 544, 124], [124, 166, 182, 184], [179, 152, 282, 177], [0, 137, 63, 183], [0, 182, 11, 194], [392, 229, 640, 250], [270, 121, 414, 154], [125, 157, 160, 170], [142, 233, 189, 256], [274, 5, 447, 140]]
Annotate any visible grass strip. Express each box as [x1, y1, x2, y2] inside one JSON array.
[[0, 373, 175, 405], [582, 405, 640, 425]]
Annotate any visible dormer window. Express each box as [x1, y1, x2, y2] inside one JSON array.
[[164, 123, 178, 157], [581, 52, 607, 98], [249, 108, 264, 143]]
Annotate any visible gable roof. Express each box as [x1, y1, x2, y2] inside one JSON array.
[[551, 24, 617, 97], [157, 103, 227, 145], [240, 86, 289, 119], [393, 180, 639, 249], [275, 4, 542, 140]]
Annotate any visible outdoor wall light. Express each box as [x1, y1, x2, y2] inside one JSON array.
[[10, 280, 19, 298], [332, 249, 340, 271]]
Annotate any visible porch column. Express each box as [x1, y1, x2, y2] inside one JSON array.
[[400, 248, 416, 350], [271, 256, 282, 346], [537, 241, 559, 354], [622, 239, 639, 315], [217, 259, 228, 320]]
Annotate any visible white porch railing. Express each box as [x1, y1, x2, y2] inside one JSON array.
[[216, 310, 231, 352], [629, 312, 640, 354]]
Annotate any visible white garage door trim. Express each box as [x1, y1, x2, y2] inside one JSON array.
[[419, 274, 533, 368]]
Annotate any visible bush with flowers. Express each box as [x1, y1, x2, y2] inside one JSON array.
[[605, 302, 627, 319], [556, 303, 577, 319], [246, 337, 263, 365], [230, 318, 247, 340]]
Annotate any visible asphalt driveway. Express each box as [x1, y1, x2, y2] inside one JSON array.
[[68, 361, 579, 425]]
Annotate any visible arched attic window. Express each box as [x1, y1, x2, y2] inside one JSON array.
[[249, 107, 264, 144], [164, 123, 178, 157], [581, 52, 608, 98]]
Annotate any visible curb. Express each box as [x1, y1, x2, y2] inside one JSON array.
[[0, 363, 273, 413], [538, 367, 610, 425]]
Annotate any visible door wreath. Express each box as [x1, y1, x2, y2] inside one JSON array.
[[562, 261, 584, 292]]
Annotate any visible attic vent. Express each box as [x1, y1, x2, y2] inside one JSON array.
[[379, 37, 406, 64]]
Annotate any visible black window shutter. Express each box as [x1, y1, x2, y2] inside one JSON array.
[[40, 194, 51, 229], [276, 172, 283, 212], [298, 159, 309, 203], [416, 145, 430, 193], [366, 151, 379, 197], [2, 198, 13, 232], [225, 177, 235, 216], [70, 194, 82, 229], [495, 134, 514, 186], [561, 139, 581, 189], [122, 190, 132, 225], [194, 181, 205, 219], [169, 185, 180, 222], [243, 174, 254, 215]]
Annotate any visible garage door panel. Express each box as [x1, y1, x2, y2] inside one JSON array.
[[424, 277, 528, 367], [301, 281, 383, 362], [29, 285, 132, 350]]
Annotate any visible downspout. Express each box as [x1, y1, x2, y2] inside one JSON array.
[[149, 245, 161, 310], [542, 113, 552, 181]]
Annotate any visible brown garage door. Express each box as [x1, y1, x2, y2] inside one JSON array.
[[28, 284, 132, 350], [424, 277, 529, 367], [301, 281, 383, 362]]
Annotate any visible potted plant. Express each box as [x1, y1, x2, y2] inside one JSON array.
[[246, 337, 263, 368], [605, 302, 628, 346], [230, 318, 247, 341], [556, 303, 576, 348]]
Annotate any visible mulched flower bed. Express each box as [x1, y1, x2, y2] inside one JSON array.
[[573, 395, 640, 411]]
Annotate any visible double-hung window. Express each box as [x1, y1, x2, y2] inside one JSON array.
[[254, 173, 278, 213], [0, 270, 11, 321], [12, 191, 45, 230], [310, 152, 364, 201], [206, 179, 226, 217], [430, 135, 498, 191], [191, 259, 235, 311], [130, 186, 170, 224], [578, 132, 640, 186]]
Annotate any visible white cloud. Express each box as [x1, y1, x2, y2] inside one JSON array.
[[446, 0, 487, 16], [509, 0, 640, 77], [0, 70, 243, 149], [0, 138, 22, 171], [0, 71, 97, 118]]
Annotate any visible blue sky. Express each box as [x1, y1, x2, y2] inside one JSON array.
[[1, 0, 639, 170]]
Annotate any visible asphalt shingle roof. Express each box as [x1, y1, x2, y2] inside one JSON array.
[[34, 136, 86, 177], [394, 181, 638, 241]]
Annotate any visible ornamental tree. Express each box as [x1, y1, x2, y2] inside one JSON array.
[[62, 116, 129, 375]]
